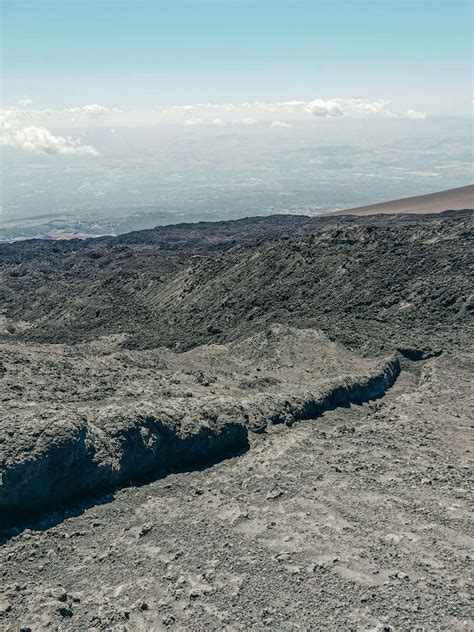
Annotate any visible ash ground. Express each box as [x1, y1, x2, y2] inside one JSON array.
[[1, 351, 472, 631], [0, 211, 473, 631]]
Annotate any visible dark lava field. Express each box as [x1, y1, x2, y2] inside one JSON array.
[[0, 209, 473, 631]]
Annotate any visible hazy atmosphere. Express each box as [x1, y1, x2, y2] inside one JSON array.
[[1, 0, 472, 239]]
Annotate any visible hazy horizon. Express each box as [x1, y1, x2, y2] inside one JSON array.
[[1, 0, 473, 238]]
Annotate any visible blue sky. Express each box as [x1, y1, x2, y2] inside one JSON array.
[[2, 0, 473, 114], [1, 1, 472, 232]]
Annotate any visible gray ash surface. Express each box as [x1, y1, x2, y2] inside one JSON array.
[[0, 210, 473, 631]]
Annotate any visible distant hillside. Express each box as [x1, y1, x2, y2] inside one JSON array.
[[332, 184, 473, 216], [1, 210, 472, 355]]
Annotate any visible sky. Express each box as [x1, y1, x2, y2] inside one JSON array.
[[0, 1, 473, 236], [2, 0, 473, 114]]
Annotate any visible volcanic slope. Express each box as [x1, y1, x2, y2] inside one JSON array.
[[0, 210, 473, 631], [331, 184, 474, 216], [1, 211, 472, 355]]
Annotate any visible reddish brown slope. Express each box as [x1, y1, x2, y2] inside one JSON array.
[[332, 184, 473, 216]]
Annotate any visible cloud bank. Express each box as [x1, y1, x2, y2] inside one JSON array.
[[1, 109, 99, 155], [157, 98, 425, 122], [0, 98, 427, 155], [65, 104, 114, 118], [1, 125, 99, 155], [2, 98, 426, 130], [305, 98, 393, 117]]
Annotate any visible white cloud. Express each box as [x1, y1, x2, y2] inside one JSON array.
[[271, 120, 293, 128], [0, 104, 114, 126], [1, 125, 99, 155], [305, 99, 345, 117], [401, 109, 427, 120], [156, 98, 424, 123], [0, 106, 101, 155], [0, 109, 14, 131], [305, 98, 393, 117], [19, 96, 33, 108], [0, 99, 427, 133], [64, 104, 113, 118]]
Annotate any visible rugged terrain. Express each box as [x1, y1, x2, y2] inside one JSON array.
[[0, 209, 473, 630], [1, 210, 472, 353]]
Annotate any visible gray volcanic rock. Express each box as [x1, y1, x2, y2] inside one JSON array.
[[0, 211, 472, 354], [0, 211, 472, 631], [1, 327, 399, 515]]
